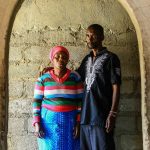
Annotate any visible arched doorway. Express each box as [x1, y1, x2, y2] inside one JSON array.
[[118, 1, 148, 150], [8, 0, 142, 149], [0, 0, 149, 149]]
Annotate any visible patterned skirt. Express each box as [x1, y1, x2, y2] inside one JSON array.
[[37, 107, 80, 150]]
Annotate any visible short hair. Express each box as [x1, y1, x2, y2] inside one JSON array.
[[87, 24, 104, 35]]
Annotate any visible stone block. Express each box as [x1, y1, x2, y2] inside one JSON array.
[[43, 30, 76, 44], [115, 116, 136, 134], [114, 135, 122, 150], [24, 46, 49, 63], [8, 118, 26, 136], [120, 79, 134, 94], [116, 32, 137, 46], [121, 64, 140, 78], [9, 63, 40, 79], [9, 46, 23, 62], [28, 117, 34, 133], [121, 135, 143, 150], [119, 98, 141, 112], [10, 29, 79, 46], [67, 46, 89, 62], [9, 99, 32, 115], [7, 135, 38, 150], [24, 81, 34, 98], [9, 80, 24, 98]]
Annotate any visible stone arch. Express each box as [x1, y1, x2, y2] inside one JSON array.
[[118, 1, 149, 150], [0, 0, 25, 149], [0, 0, 149, 150]]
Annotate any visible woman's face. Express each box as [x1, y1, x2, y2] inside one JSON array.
[[52, 51, 69, 70]]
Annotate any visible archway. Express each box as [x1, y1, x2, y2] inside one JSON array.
[[0, 0, 149, 150], [118, 1, 148, 150], [8, 0, 142, 149]]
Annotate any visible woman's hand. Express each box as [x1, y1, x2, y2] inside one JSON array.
[[73, 122, 80, 139], [34, 123, 44, 138]]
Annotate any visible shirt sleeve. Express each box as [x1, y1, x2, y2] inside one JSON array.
[[109, 54, 121, 85], [32, 77, 44, 126]]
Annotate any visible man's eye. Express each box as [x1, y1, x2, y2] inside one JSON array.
[[93, 35, 97, 39]]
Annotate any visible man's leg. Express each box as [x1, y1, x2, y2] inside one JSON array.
[[90, 126, 115, 150], [80, 125, 92, 150]]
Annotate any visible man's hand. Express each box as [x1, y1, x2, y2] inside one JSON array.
[[34, 123, 44, 138], [105, 114, 116, 133], [73, 122, 80, 139]]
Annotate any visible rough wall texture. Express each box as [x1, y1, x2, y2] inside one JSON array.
[[0, 0, 19, 149], [118, 0, 150, 149], [6, 0, 142, 149], [7, 0, 142, 150]]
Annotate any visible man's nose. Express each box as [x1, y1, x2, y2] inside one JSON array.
[[88, 36, 93, 42]]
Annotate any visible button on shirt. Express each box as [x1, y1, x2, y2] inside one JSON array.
[[77, 48, 121, 126]]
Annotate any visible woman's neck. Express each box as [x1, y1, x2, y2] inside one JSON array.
[[53, 67, 67, 78]]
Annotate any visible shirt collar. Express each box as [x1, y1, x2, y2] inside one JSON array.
[[89, 47, 107, 57]]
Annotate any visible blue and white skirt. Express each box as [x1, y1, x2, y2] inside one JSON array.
[[37, 107, 80, 150]]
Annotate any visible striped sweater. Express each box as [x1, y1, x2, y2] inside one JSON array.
[[33, 69, 84, 126]]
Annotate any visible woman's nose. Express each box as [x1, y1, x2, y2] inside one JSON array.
[[58, 56, 64, 62]]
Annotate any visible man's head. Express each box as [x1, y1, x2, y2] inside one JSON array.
[[86, 24, 104, 49]]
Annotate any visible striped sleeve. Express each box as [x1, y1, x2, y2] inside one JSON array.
[[32, 77, 44, 126], [72, 71, 84, 122]]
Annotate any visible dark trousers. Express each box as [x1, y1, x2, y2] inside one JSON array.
[[80, 125, 115, 150]]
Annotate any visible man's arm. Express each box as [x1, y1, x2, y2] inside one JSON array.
[[105, 84, 120, 133], [111, 84, 120, 112]]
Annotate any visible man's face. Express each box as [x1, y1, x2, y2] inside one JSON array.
[[86, 28, 103, 49]]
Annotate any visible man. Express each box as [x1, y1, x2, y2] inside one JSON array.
[[77, 24, 121, 150]]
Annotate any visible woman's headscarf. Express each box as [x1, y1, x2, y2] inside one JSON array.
[[49, 46, 69, 62]]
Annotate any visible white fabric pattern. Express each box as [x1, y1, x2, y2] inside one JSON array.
[[85, 53, 109, 91]]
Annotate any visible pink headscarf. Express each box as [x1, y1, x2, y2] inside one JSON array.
[[49, 46, 69, 62]]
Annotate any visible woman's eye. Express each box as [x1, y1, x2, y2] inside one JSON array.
[[54, 57, 59, 59]]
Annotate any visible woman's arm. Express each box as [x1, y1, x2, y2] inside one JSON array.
[[74, 74, 84, 138], [32, 77, 44, 138]]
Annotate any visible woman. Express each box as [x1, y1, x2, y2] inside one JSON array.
[[32, 46, 83, 150]]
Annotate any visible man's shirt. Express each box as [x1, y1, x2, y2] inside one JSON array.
[[77, 48, 121, 126]]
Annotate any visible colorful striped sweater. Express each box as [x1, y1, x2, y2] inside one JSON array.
[[33, 69, 84, 126]]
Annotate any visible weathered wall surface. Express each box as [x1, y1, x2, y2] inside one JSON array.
[[119, 1, 150, 149], [0, 0, 19, 149], [8, 0, 142, 150]]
